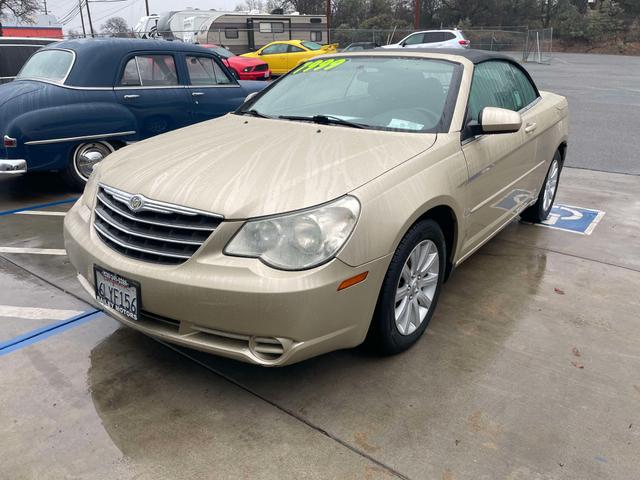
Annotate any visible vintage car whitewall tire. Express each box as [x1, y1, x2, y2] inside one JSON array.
[[65, 141, 115, 189]]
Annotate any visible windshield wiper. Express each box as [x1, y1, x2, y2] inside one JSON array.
[[278, 114, 365, 129], [241, 109, 273, 119]]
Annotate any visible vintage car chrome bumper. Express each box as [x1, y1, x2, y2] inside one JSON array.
[[0, 159, 27, 175]]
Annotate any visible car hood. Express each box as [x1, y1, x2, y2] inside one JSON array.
[[98, 114, 437, 219], [228, 56, 266, 68]]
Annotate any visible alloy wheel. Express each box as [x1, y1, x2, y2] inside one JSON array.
[[394, 239, 439, 336], [543, 159, 559, 212]]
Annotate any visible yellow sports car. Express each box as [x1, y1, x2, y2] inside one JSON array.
[[241, 40, 338, 75]]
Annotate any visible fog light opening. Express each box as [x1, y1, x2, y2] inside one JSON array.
[[338, 271, 368, 291]]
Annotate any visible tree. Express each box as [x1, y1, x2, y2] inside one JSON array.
[[101, 16, 129, 37], [0, 0, 40, 23], [67, 29, 83, 38]]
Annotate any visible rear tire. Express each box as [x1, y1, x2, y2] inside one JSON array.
[[521, 150, 562, 223], [62, 141, 115, 191], [366, 219, 446, 355]]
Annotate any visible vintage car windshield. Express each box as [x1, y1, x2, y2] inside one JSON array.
[[16, 49, 74, 83], [243, 56, 461, 133]]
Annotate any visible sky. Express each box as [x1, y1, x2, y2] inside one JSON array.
[[46, 0, 243, 34]]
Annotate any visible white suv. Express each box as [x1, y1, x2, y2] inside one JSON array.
[[382, 29, 470, 49]]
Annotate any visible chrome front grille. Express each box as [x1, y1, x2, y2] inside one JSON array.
[[94, 184, 222, 265]]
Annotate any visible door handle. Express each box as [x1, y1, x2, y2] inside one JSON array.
[[192, 92, 205, 97], [123, 94, 140, 100], [524, 122, 537, 133]]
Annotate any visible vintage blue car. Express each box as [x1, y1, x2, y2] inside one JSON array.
[[0, 38, 266, 188]]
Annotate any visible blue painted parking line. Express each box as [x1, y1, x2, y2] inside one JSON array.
[[536, 204, 606, 235], [0, 198, 78, 217], [0, 309, 100, 356]]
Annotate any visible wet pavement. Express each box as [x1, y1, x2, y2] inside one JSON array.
[[2, 52, 640, 479], [2, 165, 638, 480]]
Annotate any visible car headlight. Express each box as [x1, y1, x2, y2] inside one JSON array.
[[242, 66, 253, 72], [225, 196, 360, 270]]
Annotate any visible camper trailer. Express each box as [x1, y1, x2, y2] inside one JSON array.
[[194, 12, 328, 54], [155, 10, 218, 43]]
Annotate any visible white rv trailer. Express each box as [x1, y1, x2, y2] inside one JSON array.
[[193, 12, 328, 54]]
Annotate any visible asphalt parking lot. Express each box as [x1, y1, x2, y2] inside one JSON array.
[[1, 52, 639, 479]]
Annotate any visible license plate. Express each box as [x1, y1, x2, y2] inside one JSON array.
[[94, 266, 140, 321], [264, 72, 269, 78]]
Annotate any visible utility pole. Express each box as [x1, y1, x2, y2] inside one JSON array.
[[413, 0, 420, 30], [78, 0, 86, 37], [85, 0, 95, 37], [326, 0, 332, 44], [43, 0, 48, 15], [144, 0, 149, 16]]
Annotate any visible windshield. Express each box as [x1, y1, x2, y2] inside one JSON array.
[[301, 41, 322, 51], [16, 49, 74, 83], [242, 56, 461, 133], [209, 46, 234, 58]]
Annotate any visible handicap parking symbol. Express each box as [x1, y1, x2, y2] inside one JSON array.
[[536, 204, 605, 235]]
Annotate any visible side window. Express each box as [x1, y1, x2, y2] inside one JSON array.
[[121, 58, 141, 86], [186, 56, 232, 86], [442, 32, 456, 41], [288, 45, 304, 53], [225, 28, 239, 39], [423, 32, 444, 43], [121, 55, 178, 87], [468, 61, 525, 122], [262, 44, 288, 55], [404, 33, 424, 45], [509, 64, 538, 108]]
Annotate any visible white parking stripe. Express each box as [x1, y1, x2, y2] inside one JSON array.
[[0, 306, 83, 320], [15, 211, 66, 217], [0, 247, 67, 255]]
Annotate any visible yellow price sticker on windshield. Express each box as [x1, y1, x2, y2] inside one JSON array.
[[293, 58, 347, 74]]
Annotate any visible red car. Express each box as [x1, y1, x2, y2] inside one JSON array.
[[202, 44, 271, 81]]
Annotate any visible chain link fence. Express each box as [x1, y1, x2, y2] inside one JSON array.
[[64, 26, 552, 62], [522, 28, 554, 64]]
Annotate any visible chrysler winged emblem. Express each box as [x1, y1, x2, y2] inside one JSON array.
[[129, 195, 144, 212]]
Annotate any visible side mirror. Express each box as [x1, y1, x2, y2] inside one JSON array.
[[478, 107, 522, 134], [244, 92, 258, 103]]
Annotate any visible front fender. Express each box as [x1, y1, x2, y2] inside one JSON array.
[[338, 135, 467, 267]]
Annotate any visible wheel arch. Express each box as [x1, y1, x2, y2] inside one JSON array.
[[406, 203, 459, 281]]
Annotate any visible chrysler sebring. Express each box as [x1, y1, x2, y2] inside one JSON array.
[[64, 49, 569, 366]]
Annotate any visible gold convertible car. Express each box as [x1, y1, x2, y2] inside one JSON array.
[[64, 49, 569, 366]]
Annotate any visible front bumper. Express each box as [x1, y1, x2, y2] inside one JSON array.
[[239, 70, 271, 81], [0, 159, 26, 176], [64, 200, 390, 366]]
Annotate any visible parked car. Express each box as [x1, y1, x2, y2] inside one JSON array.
[[342, 42, 380, 52], [0, 38, 266, 188], [64, 49, 569, 366], [0, 37, 56, 84], [241, 40, 338, 75], [201, 44, 271, 80], [382, 29, 470, 49]]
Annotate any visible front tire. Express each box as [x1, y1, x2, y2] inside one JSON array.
[[366, 219, 446, 355], [63, 141, 115, 191], [521, 150, 562, 223]]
